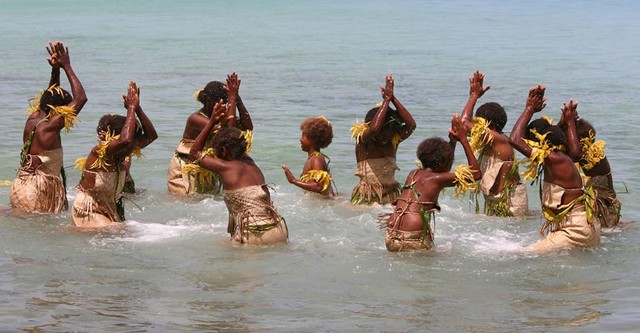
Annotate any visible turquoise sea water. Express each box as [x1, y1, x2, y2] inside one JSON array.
[[1, 0, 639, 331]]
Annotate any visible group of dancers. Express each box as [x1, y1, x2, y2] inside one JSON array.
[[8, 42, 622, 253]]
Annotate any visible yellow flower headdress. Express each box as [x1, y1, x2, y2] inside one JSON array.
[[580, 130, 606, 170], [453, 164, 477, 197], [469, 117, 494, 154], [193, 88, 204, 101], [541, 115, 554, 125], [26, 85, 78, 132], [241, 130, 254, 154]]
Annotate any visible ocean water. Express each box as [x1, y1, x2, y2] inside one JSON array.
[[1, 0, 639, 331]]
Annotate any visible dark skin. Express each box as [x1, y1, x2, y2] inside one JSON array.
[[560, 100, 615, 194], [355, 74, 416, 161], [79, 82, 157, 190], [189, 102, 268, 193], [181, 72, 253, 141], [387, 114, 481, 231], [509, 85, 584, 208], [460, 70, 519, 195], [281, 133, 331, 194], [22, 41, 87, 171]]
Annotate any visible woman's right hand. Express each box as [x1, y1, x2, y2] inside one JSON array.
[[525, 85, 546, 113], [469, 70, 490, 98]]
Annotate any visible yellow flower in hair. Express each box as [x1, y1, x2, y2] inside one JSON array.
[[469, 117, 493, 154], [580, 130, 606, 170], [193, 88, 204, 101], [350, 120, 369, 144], [26, 90, 44, 115], [541, 115, 554, 125], [300, 170, 332, 192], [391, 133, 401, 149], [241, 130, 254, 154], [453, 164, 477, 197], [375, 102, 383, 108]]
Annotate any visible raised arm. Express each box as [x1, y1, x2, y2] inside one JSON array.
[[106, 82, 139, 156], [450, 114, 481, 181], [360, 74, 393, 143], [390, 86, 416, 141], [225, 72, 240, 128], [461, 70, 491, 131], [52, 42, 87, 114], [132, 86, 158, 149], [46, 41, 61, 88], [232, 72, 253, 131], [189, 101, 225, 160], [560, 99, 582, 162], [509, 85, 546, 158]]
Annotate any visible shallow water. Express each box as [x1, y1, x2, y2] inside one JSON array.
[[1, 0, 639, 331]]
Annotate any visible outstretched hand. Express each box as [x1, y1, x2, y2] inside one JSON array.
[[469, 70, 490, 98], [380, 74, 394, 101], [281, 165, 295, 183], [526, 84, 546, 113], [560, 99, 579, 122], [448, 113, 465, 142], [123, 81, 140, 110], [225, 72, 241, 96]]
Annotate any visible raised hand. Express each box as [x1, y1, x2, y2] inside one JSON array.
[[525, 84, 546, 113], [46, 41, 61, 69], [560, 99, 578, 122], [469, 70, 490, 98], [380, 74, 394, 101], [448, 113, 466, 142], [226, 72, 241, 97], [123, 81, 140, 110], [211, 99, 227, 122], [52, 41, 71, 70]]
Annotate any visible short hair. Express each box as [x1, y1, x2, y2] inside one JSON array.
[[559, 117, 596, 140], [197, 81, 227, 105], [213, 126, 247, 160], [300, 116, 333, 149], [475, 102, 507, 132], [39, 86, 72, 113], [526, 118, 567, 147], [364, 106, 403, 131], [97, 114, 143, 138], [416, 137, 454, 173]]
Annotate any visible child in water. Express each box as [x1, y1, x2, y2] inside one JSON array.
[[383, 114, 481, 252], [282, 116, 336, 197], [189, 102, 287, 245], [351, 74, 416, 205]]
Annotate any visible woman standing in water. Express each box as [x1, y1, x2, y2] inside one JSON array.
[[10, 41, 87, 214], [510, 85, 599, 252], [72, 81, 157, 229]]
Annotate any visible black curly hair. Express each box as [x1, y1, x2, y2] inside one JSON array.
[[39, 86, 72, 113], [197, 81, 227, 106], [364, 106, 403, 131], [416, 137, 454, 173], [526, 118, 567, 147], [559, 118, 596, 140], [300, 116, 333, 149], [213, 126, 247, 160], [475, 102, 507, 132], [97, 114, 143, 138]]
